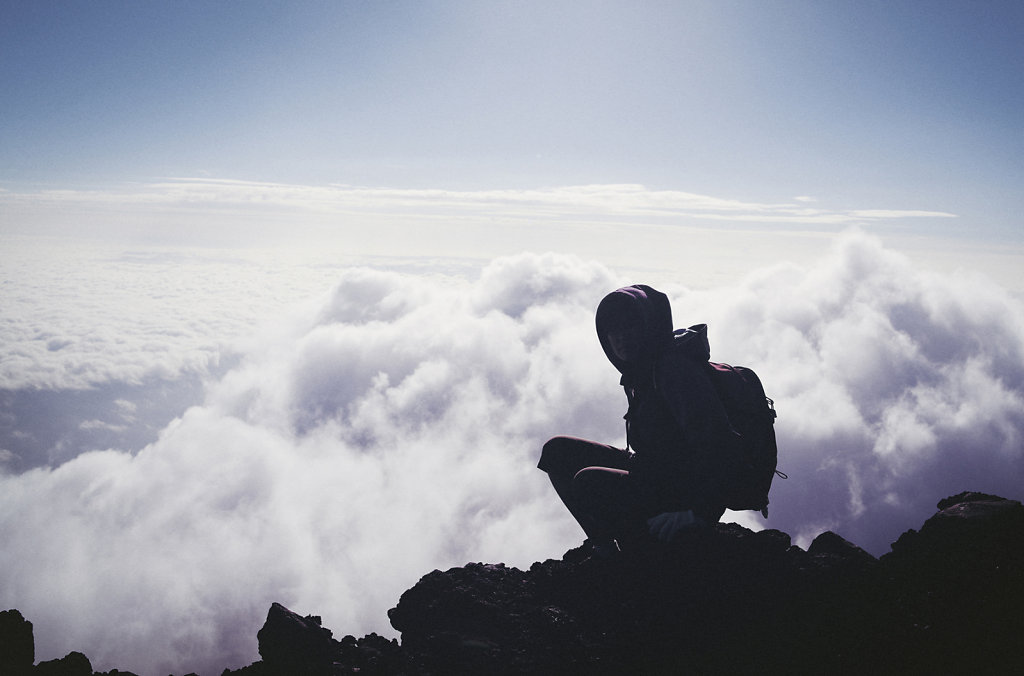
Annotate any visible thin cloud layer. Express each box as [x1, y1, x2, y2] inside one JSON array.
[[0, 242, 340, 391], [3, 179, 957, 229], [1, 234, 1022, 675]]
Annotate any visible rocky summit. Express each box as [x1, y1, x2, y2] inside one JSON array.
[[4, 491, 1023, 675]]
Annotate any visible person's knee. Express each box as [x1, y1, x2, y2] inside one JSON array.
[[572, 466, 627, 500], [543, 435, 575, 453], [571, 466, 598, 497], [538, 436, 573, 472]]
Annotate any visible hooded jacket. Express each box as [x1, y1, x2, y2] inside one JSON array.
[[596, 284, 674, 376], [595, 285, 736, 513]]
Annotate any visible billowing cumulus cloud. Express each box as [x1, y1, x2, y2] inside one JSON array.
[[1, 233, 1022, 675], [679, 234, 1024, 552], [0, 251, 624, 674]]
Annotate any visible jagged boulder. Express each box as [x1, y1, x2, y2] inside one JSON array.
[[0, 609, 34, 676], [890, 491, 1024, 558], [386, 493, 1024, 674], [225, 601, 412, 675], [388, 525, 875, 674], [257, 602, 337, 675], [877, 492, 1024, 675], [33, 651, 92, 676], [7, 492, 1024, 675]]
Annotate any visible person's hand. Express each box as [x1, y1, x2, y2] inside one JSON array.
[[647, 510, 706, 542]]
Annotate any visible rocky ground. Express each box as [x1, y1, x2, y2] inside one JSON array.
[[3, 491, 1022, 675]]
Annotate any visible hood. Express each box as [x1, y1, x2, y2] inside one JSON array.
[[671, 323, 712, 362], [596, 284, 674, 375]]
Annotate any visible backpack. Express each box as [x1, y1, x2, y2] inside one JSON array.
[[665, 325, 785, 518]]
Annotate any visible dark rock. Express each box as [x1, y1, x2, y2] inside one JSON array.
[[935, 490, 1007, 510], [227, 601, 414, 675], [34, 651, 92, 676], [334, 632, 412, 675], [887, 492, 1024, 564], [384, 492, 1024, 674], [877, 493, 1024, 674], [8, 491, 1024, 675], [808, 529, 876, 562], [807, 530, 878, 575], [389, 523, 847, 674], [0, 609, 34, 676], [256, 602, 337, 675]]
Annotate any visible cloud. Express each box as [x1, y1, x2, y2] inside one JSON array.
[[0, 242, 341, 391], [679, 233, 1024, 551], [2, 178, 958, 230], [0, 252, 623, 674], [848, 209, 958, 219], [1, 235, 1023, 674]]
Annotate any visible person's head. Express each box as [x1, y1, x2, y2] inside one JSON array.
[[596, 285, 673, 373]]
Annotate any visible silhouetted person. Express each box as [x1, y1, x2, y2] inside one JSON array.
[[538, 284, 740, 554]]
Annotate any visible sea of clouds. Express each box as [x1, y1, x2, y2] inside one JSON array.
[[1, 231, 1023, 675]]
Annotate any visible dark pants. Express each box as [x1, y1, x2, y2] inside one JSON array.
[[538, 436, 665, 544], [539, 435, 726, 544]]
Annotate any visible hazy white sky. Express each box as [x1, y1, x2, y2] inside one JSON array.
[[2, 2, 1023, 674]]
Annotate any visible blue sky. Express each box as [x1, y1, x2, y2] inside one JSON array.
[[2, 0, 1022, 242]]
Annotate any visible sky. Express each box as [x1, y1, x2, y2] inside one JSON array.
[[2, 2, 1023, 674]]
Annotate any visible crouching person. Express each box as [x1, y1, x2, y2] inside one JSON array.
[[538, 284, 741, 555]]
